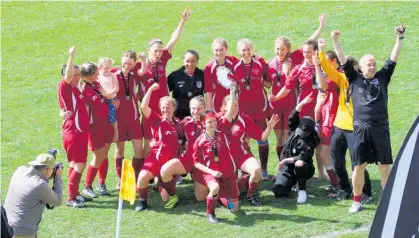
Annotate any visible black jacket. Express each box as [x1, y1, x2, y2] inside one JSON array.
[[280, 110, 320, 163], [1, 206, 13, 238]]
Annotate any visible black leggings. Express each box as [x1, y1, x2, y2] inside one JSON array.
[[273, 162, 315, 197]]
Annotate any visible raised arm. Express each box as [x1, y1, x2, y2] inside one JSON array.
[[141, 83, 160, 118], [225, 82, 238, 122], [137, 52, 147, 76], [331, 30, 347, 66], [63, 46, 76, 84], [313, 52, 328, 90], [318, 39, 339, 84], [166, 8, 192, 54], [390, 25, 405, 62], [308, 13, 327, 41]]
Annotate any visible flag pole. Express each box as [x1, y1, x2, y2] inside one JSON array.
[[115, 197, 123, 238]]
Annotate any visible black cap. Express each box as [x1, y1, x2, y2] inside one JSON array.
[[295, 117, 315, 138]]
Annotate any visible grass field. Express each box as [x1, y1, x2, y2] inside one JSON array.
[[1, 1, 419, 238]]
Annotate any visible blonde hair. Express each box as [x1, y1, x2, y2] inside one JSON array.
[[159, 96, 178, 110], [189, 95, 206, 108], [237, 38, 254, 52], [275, 36, 292, 74], [212, 37, 228, 50], [98, 57, 115, 67]]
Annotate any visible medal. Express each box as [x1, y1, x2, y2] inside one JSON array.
[[187, 92, 193, 97], [277, 81, 281, 87], [214, 156, 219, 162], [178, 139, 183, 145], [100, 98, 105, 103], [292, 148, 296, 154], [242, 60, 252, 91], [121, 71, 131, 101], [246, 85, 250, 90], [125, 95, 130, 100]]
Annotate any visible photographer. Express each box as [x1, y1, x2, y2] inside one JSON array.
[[4, 153, 63, 237]]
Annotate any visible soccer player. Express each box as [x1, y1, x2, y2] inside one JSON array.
[[268, 13, 327, 166], [317, 39, 373, 201], [219, 92, 280, 206], [57, 47, 90, 207], [135, 83, 186, 212], [137, 7, 191, 158], [193, 87, 238, 223], [168, 50, 205, 119], [159, 96, 206, 206], [80, 62, 116, 198], [232, 38, 273, 180], [332, 25, 404, 213], [312, 52, 340, 191], [112, 51, 145, 188], [204, 37, 239, 112]]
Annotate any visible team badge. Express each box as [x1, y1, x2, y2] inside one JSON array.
[[196, 81, 203, 89]]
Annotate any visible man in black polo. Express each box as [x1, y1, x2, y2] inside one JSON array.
[[331, 25, 405, 213], [168, 50, 205, 119]]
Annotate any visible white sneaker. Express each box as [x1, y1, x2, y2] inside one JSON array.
[[176, 176, 183, 185], [297, 190, 307, 204], [349, 202, 363, 213]]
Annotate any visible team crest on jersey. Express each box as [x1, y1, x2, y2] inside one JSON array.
[[252, 69, 260, 75], [232, 125, 241, 133], [92, 95, 98, 101], [147, 78, 154, 83], [165, 131, 174, 135], [196, 81, 202, 88]]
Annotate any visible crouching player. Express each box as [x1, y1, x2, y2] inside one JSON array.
[[193, 88, 238, 224], [273, 94, 320, 204], [135, 83, 186, 211]]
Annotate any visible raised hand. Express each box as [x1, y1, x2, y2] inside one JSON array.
[[138, 52, 146, 62], [267, 114, 280, 130], [181, 7, 192, 22], [69, 46, 76, 57], [318, 38, 326, 51], [331, 30, 341, 41], [395, 25, 405, 37], [319, 13, 327, 29]]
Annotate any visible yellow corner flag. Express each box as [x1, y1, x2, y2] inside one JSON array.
[[119, 159, 136, 205]]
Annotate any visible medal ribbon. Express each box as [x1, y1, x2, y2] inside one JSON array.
[[242, 59, 253, 89], [120, 70, 131, 97]]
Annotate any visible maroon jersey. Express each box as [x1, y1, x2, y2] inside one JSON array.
[[193, 130, 236, 178], [113, 69, 140, 121], [285, 61, 318, 118], [58, 80, 89, 133], [204, 56, 239, 112], [320, 80, 339, 128], [232, 57, 268, 119], [136, 49, 172, 113], [82, 81, 109, 124], [267, 58, 297, 110], [147, 111, 184, 164]]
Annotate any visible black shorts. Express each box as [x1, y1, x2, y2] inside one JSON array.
[[353, 125, 392, 166]]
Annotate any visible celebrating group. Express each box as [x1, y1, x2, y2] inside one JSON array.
[[57, 8, 405, 223]]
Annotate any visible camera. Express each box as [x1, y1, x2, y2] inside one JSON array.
[[48, 149, 63, 177]]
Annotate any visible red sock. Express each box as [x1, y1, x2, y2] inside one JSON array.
[[98, 159, 109, 185], [247, 182, 260, 197], [137, 187, 148, 200], [162, 178, 177, 196], [206, 195, 218, 215], [132, 158, 144, 182], [68, 171, 82, 201], [68, 167, 74, 180], [354, 195, 362, 202], [258, 145, 269, 171], [115, 157, 123, 178], [276, 146, 284, 161], [326, 169, 340, 188], [237, 173, 250, 193], [85, 165, 98, 188]]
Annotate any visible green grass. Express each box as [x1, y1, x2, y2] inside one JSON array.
[[1, 1, 419, 238]]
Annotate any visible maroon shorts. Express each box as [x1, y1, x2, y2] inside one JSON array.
[[88, 121, 114, 151], [236, 152, 254, 169], [320, 126, 333, 145], [203, 173, 239, 199], [118, 118, 143, 142], [191, 168, 206, 185], [62, 129, 88, 163], [179, 153, 194, 173], [141, 156, 163, 177], [269, 106, 293, 130], [142, 116, 153, 140]]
